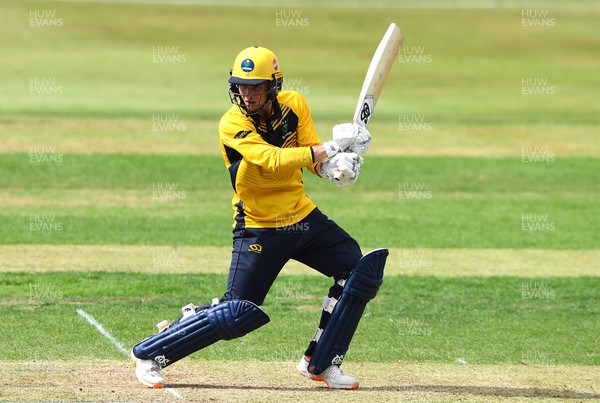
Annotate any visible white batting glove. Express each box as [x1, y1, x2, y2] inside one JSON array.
[[319, 152, 364, 187], [351, 125, 371, 155], [322, 140, 343, 158], [332, 123, 371, 156]]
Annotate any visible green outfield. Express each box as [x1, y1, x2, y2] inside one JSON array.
[[0, 0, 598, 402]]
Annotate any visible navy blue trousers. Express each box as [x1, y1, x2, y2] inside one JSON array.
[[222, 208, 362, 305]]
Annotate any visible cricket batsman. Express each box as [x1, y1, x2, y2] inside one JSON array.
[[131, 46, 388, 390]]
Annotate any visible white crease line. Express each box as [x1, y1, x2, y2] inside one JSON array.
[[76, 308, 184, 400], [76, 308, 129, 355], [166, 388, 184, 399]]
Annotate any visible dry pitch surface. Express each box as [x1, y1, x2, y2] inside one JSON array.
[[2, 360, 599, 402]]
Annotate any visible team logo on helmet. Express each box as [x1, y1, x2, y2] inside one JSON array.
[[241, 58, 254, 72], [273, 58, 278, 71]]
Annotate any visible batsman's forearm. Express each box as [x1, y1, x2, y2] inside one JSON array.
[[311, 145, 328, 162]]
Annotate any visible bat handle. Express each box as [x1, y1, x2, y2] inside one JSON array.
[[353, 119, 367, 129]]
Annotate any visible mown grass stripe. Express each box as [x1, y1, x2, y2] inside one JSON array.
[[3, 153, 598, 191], [1, 154, 598, 249], [3, 272, 598, 364], [1, 245, 598, 277], [2, 118, 599, 157]]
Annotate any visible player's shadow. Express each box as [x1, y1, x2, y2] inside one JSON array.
[[361, 385, 600, 400], [167, 383, 600, 399]]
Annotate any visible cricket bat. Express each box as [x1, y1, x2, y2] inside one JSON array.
[[353, 23, 404, 128]]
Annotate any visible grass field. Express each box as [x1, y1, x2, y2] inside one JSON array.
[[1, 0, 599, 402]]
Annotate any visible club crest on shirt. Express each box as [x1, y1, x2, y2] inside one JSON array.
[[280, 120, 294, 141]]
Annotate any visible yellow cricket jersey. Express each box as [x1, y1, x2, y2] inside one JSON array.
[[218, 90, 321, 229]]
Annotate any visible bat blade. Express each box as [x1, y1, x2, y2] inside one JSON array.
[[353, 23, 404, 128]]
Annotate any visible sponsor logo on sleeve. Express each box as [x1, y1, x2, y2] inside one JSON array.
[[234, 130, 252, 139]]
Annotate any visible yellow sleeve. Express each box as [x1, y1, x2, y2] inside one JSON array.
[[293, 93, 322, 176], [219, 108, 315, 172]]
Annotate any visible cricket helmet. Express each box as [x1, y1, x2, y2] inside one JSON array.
[[229, 46, 284, 116], [229, 46, 283, 86]]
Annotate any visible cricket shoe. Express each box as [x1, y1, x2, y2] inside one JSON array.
[[296, 356, 359, 389], [296, 355, 316, 380], [131, 350, 165, 388]]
